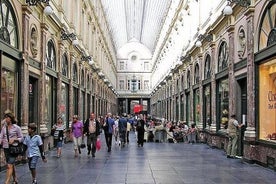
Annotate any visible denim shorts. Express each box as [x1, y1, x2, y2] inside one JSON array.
[[28, 156, 39, 169], [4, 148, 17, 164], [56, 141, 63, 148]]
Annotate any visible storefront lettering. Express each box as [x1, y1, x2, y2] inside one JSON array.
[[268, 91, 276, 101], [267, 91, 276, 109]]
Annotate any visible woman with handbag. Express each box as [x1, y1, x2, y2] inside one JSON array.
[[71, 115, 83, 157], [0, 112, 23, 184], [52, 117, 65, 158]]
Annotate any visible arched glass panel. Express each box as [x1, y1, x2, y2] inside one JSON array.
[[46, 40, 56, 70], [204, 54, 211, 79], [259, 2, 276, 50], [62, 53, 68, 77], [187, 70, 191, 89], [73, 63, 78, 82], [87, 74, 90, 89], [218, 41, 228, 72], [0, 0, 18, 48], [81, 69, 84, 87], [194, 63, 200, 84]]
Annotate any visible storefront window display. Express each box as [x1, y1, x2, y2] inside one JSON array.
[[61, 82, 69, 128], [217, 78, 229, 131], [203, 85, 211, 128], [1, 63, 17, 118], [259, 60, 276, 142], [45, 75, 56, 132]]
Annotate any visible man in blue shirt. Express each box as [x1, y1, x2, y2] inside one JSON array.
[[23, 123, 47, 184], [103, 113, 115, 152], [118, 113, 128, 147]]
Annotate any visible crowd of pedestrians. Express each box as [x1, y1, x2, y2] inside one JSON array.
[[0, 110, 244, 184]]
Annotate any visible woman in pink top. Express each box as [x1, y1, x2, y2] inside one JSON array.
[[71, 115, 83, 157], [0, 112, 23, 184]]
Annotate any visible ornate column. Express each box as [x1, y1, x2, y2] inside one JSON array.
[[56, 41, 65, 117], [244, 8, 256, 141], [39, 22, 49, 136], [210, 43, 217, 132], [227, 25, 236, 116], [21, 5, 32, 136], [198, 54, 203, 130]]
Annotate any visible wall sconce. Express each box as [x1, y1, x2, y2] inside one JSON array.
[[26, 0, 53, 15], [81, 55, 94, 65], [103, 78, 109, 84], [61, 31, 78, 46], [98, 71, 104, 77], [195, 34, 213, 47], [223, 0, 251, 15]]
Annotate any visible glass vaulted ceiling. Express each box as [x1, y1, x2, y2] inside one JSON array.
[[101, 0, 172, 55]]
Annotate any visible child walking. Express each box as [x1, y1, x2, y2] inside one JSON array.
[[23, 123, 47, 184]]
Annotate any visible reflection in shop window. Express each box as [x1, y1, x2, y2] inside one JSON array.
[[218, 78, 229, 130], [259, 61, 276, 142]]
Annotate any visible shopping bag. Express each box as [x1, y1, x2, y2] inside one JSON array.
[[96, 138, 101, 150]]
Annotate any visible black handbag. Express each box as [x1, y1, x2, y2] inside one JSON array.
[[6, 126, 24, 156], [80, 137, 86, 149]]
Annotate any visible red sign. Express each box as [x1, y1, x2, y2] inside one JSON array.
[[133, 105, 143, 113]]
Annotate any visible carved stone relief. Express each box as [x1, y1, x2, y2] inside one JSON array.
[[30, 27, 38, 58], [237, 28, 246, 59]]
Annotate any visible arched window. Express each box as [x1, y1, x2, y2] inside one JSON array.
[[204, 54, 211, 79], [259, 1, 276, 50], [46, 40, 56, 70], [187, 70, 191, 89], [73, 63, 78, 83], [62, 53, 68, 77], [181, 75, 184, 91], [194, 63, 200, 84], [0, 0, 18, 48], [218, 41, 228, 72], [87, 74, 90, 89], [81, 69, 84, 87]]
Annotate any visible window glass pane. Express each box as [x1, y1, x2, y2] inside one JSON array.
[[0, 0, 18, 48], [46, 40, 56, 70], [259, 60, 276, 141], [62, 54, 68, 77]]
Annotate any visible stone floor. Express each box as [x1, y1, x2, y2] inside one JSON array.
[[1, 132, 276, 184]]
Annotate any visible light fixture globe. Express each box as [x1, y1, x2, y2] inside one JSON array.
[[88, 58, 94, 66], [44, 5, 53, 15], [195, 40, 202, 47], [223, 5, 233, 15], [72, 39, 78, 46]]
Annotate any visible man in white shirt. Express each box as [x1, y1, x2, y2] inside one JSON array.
[[83, 113, 100, 157]]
